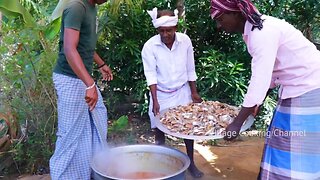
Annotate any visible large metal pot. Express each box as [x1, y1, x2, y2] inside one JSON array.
[[91, 144, 190, 180]]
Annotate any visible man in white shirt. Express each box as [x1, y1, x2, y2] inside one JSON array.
[[210, 0, 320, 179], [141, 8, 204, 178]]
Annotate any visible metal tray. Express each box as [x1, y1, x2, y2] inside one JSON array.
[[154, 106, 254, 140]]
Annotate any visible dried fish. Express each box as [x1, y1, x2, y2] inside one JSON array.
[[160, 101, 239, 136]]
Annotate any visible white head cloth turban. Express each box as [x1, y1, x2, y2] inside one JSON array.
[[147, 7, 179, 28]]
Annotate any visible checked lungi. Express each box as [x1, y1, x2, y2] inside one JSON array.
[[50, 73, 108, 180], [258, 88, 320, 180]]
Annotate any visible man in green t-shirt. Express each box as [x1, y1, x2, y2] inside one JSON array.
[[50, 0, 112, 179]]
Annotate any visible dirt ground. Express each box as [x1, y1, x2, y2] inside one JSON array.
[[4, 118, 265, 180], [13, 136, 264, 180], [183, 136, 264, 180]]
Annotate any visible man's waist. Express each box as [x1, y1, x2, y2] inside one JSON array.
[[157, 83, 186, 93]]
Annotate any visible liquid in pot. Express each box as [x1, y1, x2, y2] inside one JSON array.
[[118, 171, 166, 179]]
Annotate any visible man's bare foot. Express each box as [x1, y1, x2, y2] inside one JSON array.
[[155, 139, 165, 145], [188, 163, 204, 178]]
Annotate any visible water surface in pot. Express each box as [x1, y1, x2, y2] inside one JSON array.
[[91, 144, 190, 180]]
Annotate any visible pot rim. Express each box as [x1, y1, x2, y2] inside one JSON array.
[[91, 144, 190, 180]]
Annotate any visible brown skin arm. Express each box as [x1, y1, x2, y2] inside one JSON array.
[[223, 106, 257, 141], [189, 81, 202, 103], [224, 106, 257, 140], [64, 28, 97, 111], [93, 52, 105, 67], [224, 89, 274, 140], [93, 52, 113, 81], [149, 84, 160, 116]]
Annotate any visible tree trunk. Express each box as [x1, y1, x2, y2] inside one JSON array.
[[176, 0, 185, 19], [176, 0, 186, 33]]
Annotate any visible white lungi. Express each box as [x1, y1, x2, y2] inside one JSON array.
[[148, 83, 192, 128]]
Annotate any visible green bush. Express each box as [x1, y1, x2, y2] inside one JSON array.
[[0, 5, 58, 174], [196, 49, 248, 105], [96, 1, 179, 117]]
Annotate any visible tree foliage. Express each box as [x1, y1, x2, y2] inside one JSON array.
[[0, 0, 58, 175], [256, 0, 320, 42]]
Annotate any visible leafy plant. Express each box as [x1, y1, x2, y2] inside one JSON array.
[[96, 1, 160, 117], [256, 0, 320, 42], [0, 0, 35, 26], [254, 89, 277, 131], [0, 0, 58, 174], [108, 115, 129, 133], [196, 49, 249, 105]]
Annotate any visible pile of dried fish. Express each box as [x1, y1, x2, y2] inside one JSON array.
[[159, 101, 239, 136]]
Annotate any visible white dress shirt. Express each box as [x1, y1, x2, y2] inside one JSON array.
[[242, 15, 320, 107], [141, 32, 197, 92]]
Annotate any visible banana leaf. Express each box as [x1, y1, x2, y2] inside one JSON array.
[[0, 0, 35, 26], [44, 17, 61, 40], [51, 0, 70, 21]]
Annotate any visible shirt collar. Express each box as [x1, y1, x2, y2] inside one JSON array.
[[243, 15, 267, 36], [155, 33, 182, 46]]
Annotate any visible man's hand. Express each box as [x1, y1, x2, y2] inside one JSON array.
[[223, 120, 242, 141], [191, 93, 202, 103], [85, 85, 98, 111], [223, 106, 255, 141], [99, 65, 113, 81]]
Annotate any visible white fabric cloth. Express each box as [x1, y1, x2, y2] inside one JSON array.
[[147, 7, 178, 28], [242, 15, 320, 107], [148, 83, 192, 128], [141, 32, 197, 91]]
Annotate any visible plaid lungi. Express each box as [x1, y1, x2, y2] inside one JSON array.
[[258, 88, 320, 180], [50, 73, 108, 180]]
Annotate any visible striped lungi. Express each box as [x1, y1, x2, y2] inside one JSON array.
[[50, 73, 108, 180], [258, 88, 320, 180], [149, 83, 192, 128]]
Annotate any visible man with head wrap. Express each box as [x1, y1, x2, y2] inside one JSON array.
[[141, 8, 204, 178], [210, 0, 320, 179]]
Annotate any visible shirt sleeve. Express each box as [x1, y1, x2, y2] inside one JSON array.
[[141, 42, 158, 86], [242, 27, 280, 107], [63, 2, 85, 31], [186, 37, 197, 81]]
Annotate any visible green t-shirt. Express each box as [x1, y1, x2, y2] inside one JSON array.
[[54, 0, 97, 78]]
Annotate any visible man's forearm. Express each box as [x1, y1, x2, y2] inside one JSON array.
[[188, 81, 198, 94], [235, 106, 256, 125], [65, 48, 94, 87], [149, 84, 158, 102], [93, 52, 105, 67]]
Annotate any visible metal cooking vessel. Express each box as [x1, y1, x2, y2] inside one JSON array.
[[91, 144, 190, 180]]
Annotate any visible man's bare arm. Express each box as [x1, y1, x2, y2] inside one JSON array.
[[64, 28, 95, 86]]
